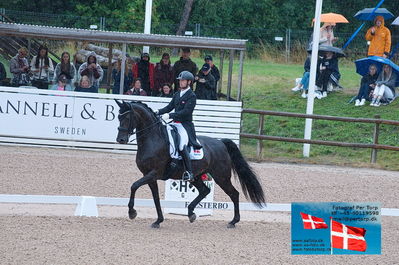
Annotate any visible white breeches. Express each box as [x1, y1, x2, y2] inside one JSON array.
[[172, 122, 188, 151], [373, 84, 394, 99]]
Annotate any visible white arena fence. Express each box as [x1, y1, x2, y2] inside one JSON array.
[[0, 86, 242, 152], [0, 194, 398, 218]]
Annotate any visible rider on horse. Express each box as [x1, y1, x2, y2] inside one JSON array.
[[155, 71, 202, 182]]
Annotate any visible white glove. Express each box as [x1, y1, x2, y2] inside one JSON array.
[[161, 113, 170, 120], [154, 110, 159, 114]]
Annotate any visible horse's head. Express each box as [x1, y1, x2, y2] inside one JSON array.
[[115, 100, 136, 144]]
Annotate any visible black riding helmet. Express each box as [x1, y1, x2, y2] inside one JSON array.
[[176, 71, 194, 81]]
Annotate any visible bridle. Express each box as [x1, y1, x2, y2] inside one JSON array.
[[117, 106, 164, 142]]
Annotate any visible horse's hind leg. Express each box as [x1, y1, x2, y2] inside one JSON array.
[[212, 174, 240, 228], [187, 178, 210, 223]]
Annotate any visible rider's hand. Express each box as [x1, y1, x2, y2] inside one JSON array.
[[154, 110, 159, 114], [161, 113, 170, 120]]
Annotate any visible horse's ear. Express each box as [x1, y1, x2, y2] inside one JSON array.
[[114, 99, 123, 108], [122, 100, 130, 108]]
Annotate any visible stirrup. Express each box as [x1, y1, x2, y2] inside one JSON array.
[[182, 171, 194, 182]]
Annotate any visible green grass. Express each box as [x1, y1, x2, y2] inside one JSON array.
[[230, 59, 399, 170]]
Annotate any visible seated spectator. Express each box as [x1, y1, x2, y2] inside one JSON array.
[[10, 47, 30, 86], [370, 64, 397, 107], [30, 45, 54, 89], [195, 63, 216, 100], [125, 78, 147, 96], [316, 51, 340, 98], [132, 53, 154, 95], [354, 64, 378, 106], [204, 55, 220, 98], [75, 75, 98, 93], [0, 60, 6, 85], [173, 48, 198, 90], [53, 51, 76, 88], [160, 83, 173, 98], [50, 74, 73, 91], [78, 53, 103, 89], [292, 54, 311, 98], [154, 53, 174, 96], [112, 59, 133, 94]]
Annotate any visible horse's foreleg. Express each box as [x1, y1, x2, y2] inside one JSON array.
[[128, 171, 157, 220], [148, 181, 164, 228], [187, 178, 210, 223]]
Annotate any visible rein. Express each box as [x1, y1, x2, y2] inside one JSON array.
[[118, 109, 168, 143]]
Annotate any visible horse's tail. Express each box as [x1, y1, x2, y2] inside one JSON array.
[[221, 139, 266, 207]]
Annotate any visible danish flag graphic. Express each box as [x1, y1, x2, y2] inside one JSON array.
[[300, 212, 328, 229], [331, 219, 367, 252]]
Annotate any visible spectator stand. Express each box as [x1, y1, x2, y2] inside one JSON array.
[[0, 22, 244, 151], [0, 22, 247, 101]]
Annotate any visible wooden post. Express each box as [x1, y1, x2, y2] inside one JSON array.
[[218, 50, 224, 96], [106, 43, 113, 94], [119, 43, 127, 95], [371, 115, 380, 163], [227, 50, 234, 101], [237, 50, 244, 101], [256, 114, 265, 160]]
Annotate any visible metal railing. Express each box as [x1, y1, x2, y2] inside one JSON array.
[[241, 109, 399, 163]]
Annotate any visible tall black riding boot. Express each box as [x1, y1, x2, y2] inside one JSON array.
[[181, 146, 194, 182]]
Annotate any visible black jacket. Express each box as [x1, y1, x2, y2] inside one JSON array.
[[360, 73, 378, 90], [172, 57, 198, 89], [195, 72, 216, 100], [158, 88, 200, 148]]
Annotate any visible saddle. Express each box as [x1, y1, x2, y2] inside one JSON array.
[[166, 124, 204, 160]]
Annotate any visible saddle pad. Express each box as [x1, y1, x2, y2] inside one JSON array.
[[166, 124, 204, 160]]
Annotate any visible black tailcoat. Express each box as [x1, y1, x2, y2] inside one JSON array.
[[158, 88, 200, 147]]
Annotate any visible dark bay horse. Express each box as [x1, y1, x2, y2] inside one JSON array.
[[115, 100, 265, 228]]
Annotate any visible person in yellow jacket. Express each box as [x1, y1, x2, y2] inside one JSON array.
[[365, 16, 391, 58]]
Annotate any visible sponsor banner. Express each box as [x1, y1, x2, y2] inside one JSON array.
[[291, 202, 381, 255], [0, 90, 166, 142], [164, 179, 215, 216]]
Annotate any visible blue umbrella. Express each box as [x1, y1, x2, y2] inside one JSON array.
[[355, 56, 399, 86], [354, 8, 394, 21]]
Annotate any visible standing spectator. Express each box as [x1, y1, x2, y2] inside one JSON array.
[[125, 78, 147, 96], [132, 53, 154, 95], [365, 16, 391, 58], [10, 47, 30, 86], [0, 61, 6, 85], [195, 63, 216, 100], [173, 48, 198, 90], [370, 64, 397, 106], [154, 53, 174, 96], [30, 45, 54, 89], [316, 51, 339, 98], [112, 59, 133, 94], [160, 83, 173, 98], [53, 51, 76, 88], [204, 55, 220, 98], [78, 54, 103, 90], [319, 23, 337, 46], [75, 75, 98, 93], [354, 64, 378, 106], [50, 74, 73, 91]]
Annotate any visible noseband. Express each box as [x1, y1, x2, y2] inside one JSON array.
[[118, 109, 135, 135]]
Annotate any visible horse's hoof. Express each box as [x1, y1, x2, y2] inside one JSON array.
[[151, 223, 160, 229], [128, 209, 137, 220], [188, 213, 196, 223], [227, 223, 236, 229]]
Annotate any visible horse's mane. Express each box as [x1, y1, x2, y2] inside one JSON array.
[[129, 101, 159, 122]]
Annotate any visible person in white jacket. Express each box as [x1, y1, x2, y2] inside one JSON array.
[[30, 45, 54, 89]]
